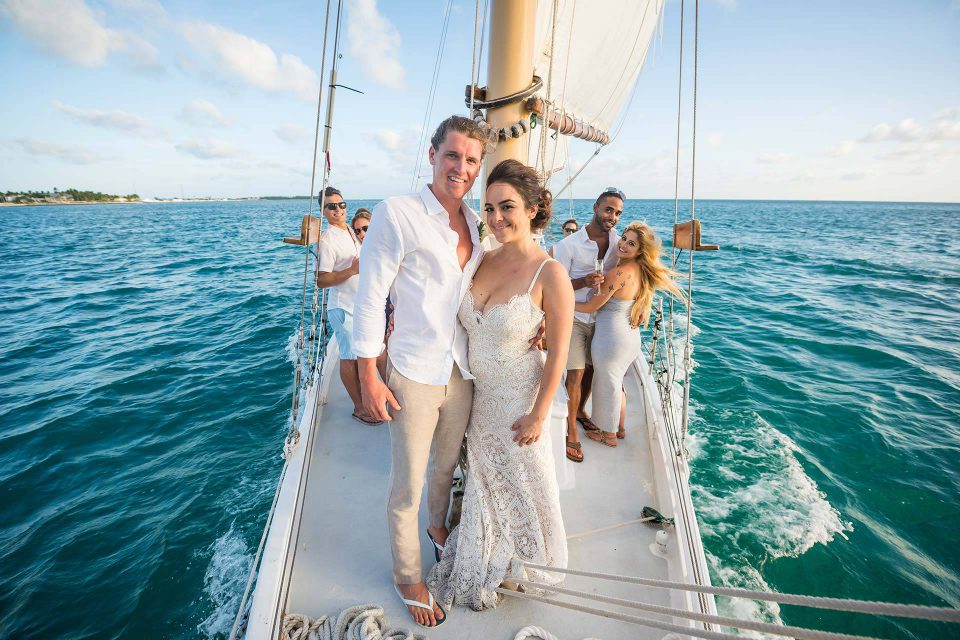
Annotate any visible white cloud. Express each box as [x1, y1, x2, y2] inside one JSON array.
[[179, 99, 230, 128], [860, 118, 923, 143], [372, 128, 418, 165], [930, 121, 960, 141], [707, 132, 722, 147], [347, 0, 405, 90], [274, 124, 308, 143], [11, 137, 100, 164], [756, 152, 791, 165], [0, 0, 160, 69], [825, 141, 856, 157], [180, 21, 318, 100], [176, 138, 242, 159], [52, 100, 163, 137], [107, 0, 166, 15], [933, 107, 959, 122]]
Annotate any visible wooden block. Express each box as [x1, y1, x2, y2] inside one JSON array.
[[283, 215, 323, 246], [673, 220, 719, 251]]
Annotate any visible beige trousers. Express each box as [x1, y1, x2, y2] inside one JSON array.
[[385, 359, 473, 584]]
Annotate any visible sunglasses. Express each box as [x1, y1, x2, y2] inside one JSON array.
[[603, 186, 626, 201], [353, 225, 368, 235], [324, 202, 348, 211], [563, 226, 577, 234]]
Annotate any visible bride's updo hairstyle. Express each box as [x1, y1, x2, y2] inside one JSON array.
[[486, 159, 553, 231]]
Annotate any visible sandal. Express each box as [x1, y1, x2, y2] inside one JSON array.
[[585, 430, 618, 447], [577, 416, 601, 433], [617, 426, 626, 440], [565, 440, 583, 463], [394, 584, 445, 628], [426, 530, 444, 562], [352, 412, 383, 426]]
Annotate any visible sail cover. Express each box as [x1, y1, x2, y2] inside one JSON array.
[[529, 0, 664, 174]]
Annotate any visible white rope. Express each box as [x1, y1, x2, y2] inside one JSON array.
[[497, 587, 745, 640], [512, 625, 603, 640], [565, 516, 657, 541], [282, 604, 425, 640], [520, 562, 960, 623], [512, 579, 883, 640]]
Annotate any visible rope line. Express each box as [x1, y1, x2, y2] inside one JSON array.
[[512, 579, 883, 640], [496, 588, 747, 640], [520, 562, 960, 622]]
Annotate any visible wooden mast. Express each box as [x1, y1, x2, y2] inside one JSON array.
[[481, 0, 537, 195]]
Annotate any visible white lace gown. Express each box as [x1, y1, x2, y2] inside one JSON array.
[[427, 265, 567, 610]]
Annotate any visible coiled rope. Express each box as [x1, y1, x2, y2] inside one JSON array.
[[282, 605, 424, 640], [512, 625, 601, 640]]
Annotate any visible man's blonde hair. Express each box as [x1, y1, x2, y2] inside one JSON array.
[[430, 115, 489, 157]]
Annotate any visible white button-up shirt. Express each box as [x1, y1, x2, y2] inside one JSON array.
[[352, 185, 483, 385], [552, 225, 620, 324], [316, 224, 360, 313]]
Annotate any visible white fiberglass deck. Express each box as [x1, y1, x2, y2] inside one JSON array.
[[283, 362, 682, 640]]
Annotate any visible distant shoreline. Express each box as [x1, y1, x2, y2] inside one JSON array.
[[0, 198, 261, 208]]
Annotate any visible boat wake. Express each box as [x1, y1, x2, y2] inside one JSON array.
[[688, 408, 853, 637], [197, 523, 254, 639]]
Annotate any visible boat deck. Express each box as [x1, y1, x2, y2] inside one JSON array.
[[284, 367, 678, 639]]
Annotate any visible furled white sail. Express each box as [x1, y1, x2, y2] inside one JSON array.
[[529, 0, 664, 174]]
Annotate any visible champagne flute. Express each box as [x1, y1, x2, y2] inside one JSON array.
[[594, 258, 603, 294]]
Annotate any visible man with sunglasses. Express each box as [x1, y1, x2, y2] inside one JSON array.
[[551, 187, 624, 463], [316, 186, 379, 425]]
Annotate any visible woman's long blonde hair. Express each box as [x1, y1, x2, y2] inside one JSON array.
[[622, 221, 685, 328]]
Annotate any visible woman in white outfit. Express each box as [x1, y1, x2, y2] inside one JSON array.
[[575, 221, 684, 446], [427, 159, 574, 610]]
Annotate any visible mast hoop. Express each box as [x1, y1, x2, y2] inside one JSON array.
[[465, 75, 543, 110]]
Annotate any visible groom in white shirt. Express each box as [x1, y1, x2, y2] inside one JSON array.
[[353, 115, 487, 627]]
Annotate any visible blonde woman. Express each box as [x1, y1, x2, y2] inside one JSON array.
[[574, 222, 684, 446]]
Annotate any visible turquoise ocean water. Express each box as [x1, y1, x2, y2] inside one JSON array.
[[1, 199, 957, 639]]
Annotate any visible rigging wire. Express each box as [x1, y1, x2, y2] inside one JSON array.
[[291, 0, 334, 429], [309, 0, 347, 378], [667, 0, 686, 389], [410, 0, 454, 192]]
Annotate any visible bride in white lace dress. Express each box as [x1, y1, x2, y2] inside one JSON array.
[[427, 159, 574, 610]]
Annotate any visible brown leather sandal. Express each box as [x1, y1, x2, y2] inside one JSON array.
[[617, 426, 626, 440], [587, 430, 618, 447], [565, 440, 583, 462]]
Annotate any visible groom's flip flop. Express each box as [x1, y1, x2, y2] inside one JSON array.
[[426, 530, 445, 562], [394, 584, 446, 628]]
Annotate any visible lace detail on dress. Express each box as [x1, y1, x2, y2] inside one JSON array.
[[427, 260, 567, 610]]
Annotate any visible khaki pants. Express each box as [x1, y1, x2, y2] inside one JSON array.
[[385, 359, 473, 584]]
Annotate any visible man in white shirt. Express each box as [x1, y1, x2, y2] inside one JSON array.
[[352, 115, 486, 628], [551, 187, 623, 463], [315, 186, 373, 424]]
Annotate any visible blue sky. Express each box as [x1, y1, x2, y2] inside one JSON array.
[[1, 0, 958, 201]]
